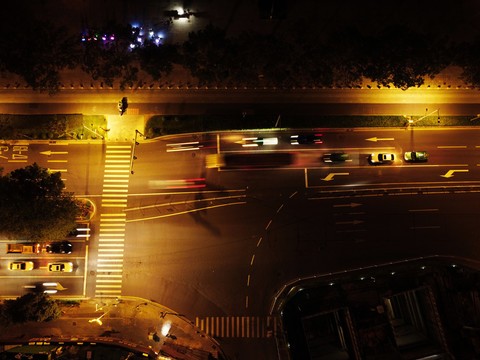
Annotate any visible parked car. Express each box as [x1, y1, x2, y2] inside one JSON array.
[[404, 151, 429, 162], [323, 153, 351, 163], [48, 262, 73, 272], [369, 153, 395, 165], [46, 241, 72, 254], [9, 261, 34, 271]]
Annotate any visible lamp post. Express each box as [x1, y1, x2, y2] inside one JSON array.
[[408, 108, 440, 125], [130, 130, 145, 174]]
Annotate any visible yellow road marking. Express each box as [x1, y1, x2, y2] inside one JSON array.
[[126, 201, 246, 222]]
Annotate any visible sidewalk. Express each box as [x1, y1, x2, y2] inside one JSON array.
[[105, 114, 146, 142], [0, 297, 224, 360]]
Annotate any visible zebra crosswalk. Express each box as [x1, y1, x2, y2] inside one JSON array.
[[195, 316, 279, 338], [95, 145, 131, 298]]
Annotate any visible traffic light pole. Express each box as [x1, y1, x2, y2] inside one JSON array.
[[130, 130, 144, 174]]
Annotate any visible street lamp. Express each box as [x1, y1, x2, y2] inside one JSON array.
[[409, 108, 440, 125]]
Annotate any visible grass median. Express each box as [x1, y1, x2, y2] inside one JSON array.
[[0, 114, 107, 140], [0, 113, 476, 140], [145, 114, 475, 138]]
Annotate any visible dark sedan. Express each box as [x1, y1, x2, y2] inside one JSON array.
[[46, 241, 73, 254]]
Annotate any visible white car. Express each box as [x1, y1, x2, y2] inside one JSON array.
[[369, 153, 395, 165], [241, 137, 278, 147], [48, 262, 73, 272]]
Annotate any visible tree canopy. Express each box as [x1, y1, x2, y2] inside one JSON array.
[[0, 163, 80, 240], [0, 292, 61, 325]]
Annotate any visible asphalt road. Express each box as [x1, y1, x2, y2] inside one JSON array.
[[4, 127, 480, 359]]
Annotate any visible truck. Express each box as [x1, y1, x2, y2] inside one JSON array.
[[6, 243, 40, 254], [206, 152, 295, 169]]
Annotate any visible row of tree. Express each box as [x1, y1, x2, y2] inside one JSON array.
[[1, 15, 480, 93]]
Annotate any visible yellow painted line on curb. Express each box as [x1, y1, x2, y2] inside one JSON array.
[[102, 189, 129, 193], [101, 213, 126, 217], [107, 145, 132, 149], [102, 204, 127, 208]]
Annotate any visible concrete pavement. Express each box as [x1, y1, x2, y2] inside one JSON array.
[[0, 296, 224, 360]]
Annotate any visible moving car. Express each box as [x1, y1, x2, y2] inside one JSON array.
[[323, 153, 351, 163], [48, 262, 73, 272], [24, 282, 61, 294], [404, 151, 429, 162], [241, 137, 278, 147], [9, 261, 34, 271], [46, 241, 73, 254], [369, 153, 395, 165], [290, 133, 323, 145]]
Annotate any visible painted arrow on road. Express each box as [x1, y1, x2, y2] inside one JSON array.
[[441, 169, 469, 178], [40, 150, 68, 156], [333, 202, 362, 208], [365, 137, 395, 142], [335, 220, 364, 225], [322, 172, 349, 181]]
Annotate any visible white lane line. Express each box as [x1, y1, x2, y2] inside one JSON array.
[[103, 179, 129, 183], [97, 258, 123, 262]]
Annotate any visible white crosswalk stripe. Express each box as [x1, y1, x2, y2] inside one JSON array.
[[95, 144, 132, 298], [195, 316, 279, 338]]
